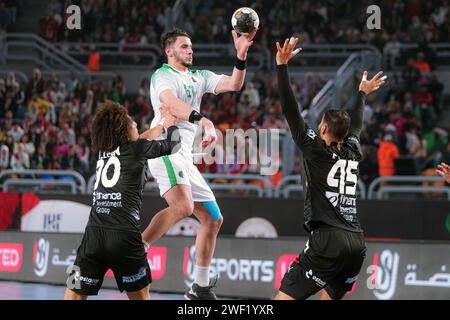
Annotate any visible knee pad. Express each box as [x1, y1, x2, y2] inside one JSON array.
[[202, 201, 221, 222]]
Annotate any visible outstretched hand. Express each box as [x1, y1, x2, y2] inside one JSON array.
[[276, 37, 302, 65], [160, 106, 177, 129], [359, 71, 386, 95], [436, 162, 450, 183], [232, 29, 258, 60]]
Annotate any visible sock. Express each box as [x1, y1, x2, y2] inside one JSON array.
[[193, 265, 210, 287]]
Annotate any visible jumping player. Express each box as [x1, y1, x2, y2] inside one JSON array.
[[274, 38, 385, 300], [64, 101, 180, 300], [142, 28, 257, 300]]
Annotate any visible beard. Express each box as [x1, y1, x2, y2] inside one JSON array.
[[173, 51, 192, 68]]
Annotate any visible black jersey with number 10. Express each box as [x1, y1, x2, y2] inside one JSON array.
[[87, 137, 176, 233]]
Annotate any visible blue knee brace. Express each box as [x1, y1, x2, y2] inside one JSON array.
[[203, 201, 221, 222]]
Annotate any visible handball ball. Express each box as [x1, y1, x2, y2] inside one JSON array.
[[231, 7, 259, 35]]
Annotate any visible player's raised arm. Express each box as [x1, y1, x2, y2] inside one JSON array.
[[276, 37, 305, 145], [350, 71, 385, 137], [159, 89, 217, 147], [215, 29, 257, 93]]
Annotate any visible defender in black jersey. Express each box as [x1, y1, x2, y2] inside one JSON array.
[[64, 101, 180, 300], [274, 38, 385, 300]]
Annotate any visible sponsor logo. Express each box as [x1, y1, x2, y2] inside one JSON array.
[[307, 129, 317, 139], [235, 217, 278, 238], [183, 246, 274, 288], [33, 238, 50, 277], [43, 213, 62, 232], [325, 191, 339, 207], [274, 254, 298, 289], [345, 275, 358, 284], [0, 243, 23, 272], [371, 249, 400, 300], [77, 272, 100, 286], [147, 247, 167, 280], [188, 287, 198, 298], [21, 200, 90, 233], [305, 269, 326, 287], [122, 267, 147, 283]]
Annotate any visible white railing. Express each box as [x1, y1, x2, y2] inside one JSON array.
[[367, 176, 448, 199], [3, 170, 448, 199], [3, 179, 77, 194], [0, 169, 86, 194]]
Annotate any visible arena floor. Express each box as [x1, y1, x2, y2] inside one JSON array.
[[0, 281, 186, 300]]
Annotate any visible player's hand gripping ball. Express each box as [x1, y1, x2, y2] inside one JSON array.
[[231, 7, 259, 35]]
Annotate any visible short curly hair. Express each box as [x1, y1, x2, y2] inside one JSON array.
[[91, 100, 130, 152]]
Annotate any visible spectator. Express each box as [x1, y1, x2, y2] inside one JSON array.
[[10, 143, 30, 169], [26, 69, 45, 98], [61, 147, 80, 170], [59, 122, 76, 146], [20, 134, 35, 158], [74, 136, 89, 175], [0, 144, 9, 170], [7, 122, 24, 142], [87, 45, 101, 72], [413, 52, 431, 73], [0, 79, 6, 113], [377, 134, 400, 177], [0, 2, 11, 30]]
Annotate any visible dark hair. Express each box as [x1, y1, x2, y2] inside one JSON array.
[[322, 109, 351, 141], [91, 100, 130, 152], [160, 28, 191, 51]]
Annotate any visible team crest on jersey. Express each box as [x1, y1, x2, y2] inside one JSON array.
[[178, 171, 184, 178], [307, 129, 317, 139]]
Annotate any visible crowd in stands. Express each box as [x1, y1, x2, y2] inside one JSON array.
[[1, 46, 449, 190], [0, 0, 19, 33], [1, 0, 449, 194], [358, 55, 449, 186], [0, 69, 147, 179], [41, 0, 450, 69]]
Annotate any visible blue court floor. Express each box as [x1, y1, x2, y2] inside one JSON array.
[[0, 281, 185, 300]]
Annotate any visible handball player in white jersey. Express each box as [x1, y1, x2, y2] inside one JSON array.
[[142, 28, 257, 300]]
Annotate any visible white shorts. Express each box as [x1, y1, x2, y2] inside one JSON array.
[[147, 151, 215, 202]]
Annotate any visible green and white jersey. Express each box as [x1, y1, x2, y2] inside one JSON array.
[[150, 64, 224, 154]]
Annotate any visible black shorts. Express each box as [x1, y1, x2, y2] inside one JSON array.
[[279, 225, 366, 300], [68, 226, 151, 296]]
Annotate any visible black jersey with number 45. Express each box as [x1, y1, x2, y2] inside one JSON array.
[[277, 65, 366, 233], [86, 127, 180, 233]]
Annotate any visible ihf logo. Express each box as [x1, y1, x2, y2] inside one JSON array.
[[43, 213, 62, 232]]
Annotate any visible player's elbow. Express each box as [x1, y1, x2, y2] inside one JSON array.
[[231, 81, 243, 92]]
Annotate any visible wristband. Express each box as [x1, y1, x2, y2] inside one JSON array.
[[188, 110, 204, 123], [235, 57, 246, 70]]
